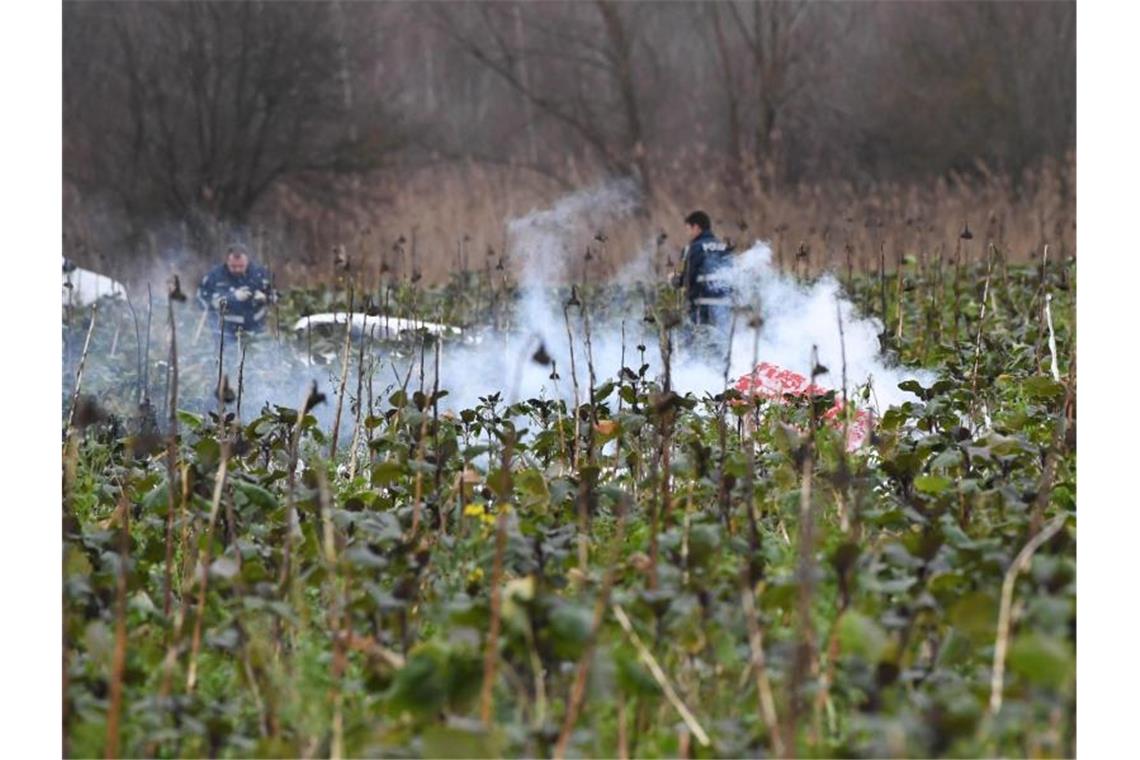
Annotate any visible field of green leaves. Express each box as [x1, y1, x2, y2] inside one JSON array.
[[62, 247, 1075, 758]]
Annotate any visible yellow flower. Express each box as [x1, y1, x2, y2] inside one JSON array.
[[464, 503, 485, 518], [466, 566, 485, 584]]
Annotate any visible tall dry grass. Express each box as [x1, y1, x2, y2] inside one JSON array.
[[63, 153, 1074, 291]]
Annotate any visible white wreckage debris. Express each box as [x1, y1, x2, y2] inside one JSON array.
[[291, 312, 467, 342], [63, 258, 126, 305], [291, 312, 477, 363]]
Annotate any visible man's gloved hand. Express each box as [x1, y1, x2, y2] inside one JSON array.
[[210, 293, 225, 310], [232, 286, 253, 302], [253, 289, 268, 304]]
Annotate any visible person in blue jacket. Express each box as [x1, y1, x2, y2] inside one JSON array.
[[672, 210, 732, 326], [196, 242, 276, 335]]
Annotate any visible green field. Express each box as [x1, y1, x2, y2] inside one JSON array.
[[62, 251, 1075, 758]]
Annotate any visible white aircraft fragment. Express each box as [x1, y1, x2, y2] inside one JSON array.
[[291, 312, 469, 342], [63, 259, 126, 305]]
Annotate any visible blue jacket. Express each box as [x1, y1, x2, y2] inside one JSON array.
[[196, 262, 274, 332], [679, 230, 731, 304]]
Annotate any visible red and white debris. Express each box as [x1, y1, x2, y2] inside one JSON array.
[[733, 361, 874, 451]]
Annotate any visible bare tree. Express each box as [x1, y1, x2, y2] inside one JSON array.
[[64, 1, 404, 248], [435, 1, 658, 198]]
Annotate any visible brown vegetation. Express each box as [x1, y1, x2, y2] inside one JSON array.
[[62, 1, 1075, 288]]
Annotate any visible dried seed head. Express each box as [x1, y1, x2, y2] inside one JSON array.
[[73, 394, 107, 429], [217, 375, 236, 404], [168, 275, 187, 302], [960, 223, 974, 240], [531, 342, 553, 366], [303, 381, 326, 415]]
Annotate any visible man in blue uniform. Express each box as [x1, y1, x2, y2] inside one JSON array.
[[196, 242, 275, 335], [672, 211, 732, 326]]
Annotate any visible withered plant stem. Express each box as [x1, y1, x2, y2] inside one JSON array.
[[236, 330, 247, 423], [330, 288, 355, 460], [347, 322, 371, 481], [788, 345, 823, 750], [103, 462, 133, 759], [562, 303, 582, 469], [612, 603, 710, 748], [987, 514, 1068, 718], [716, 311, 737, 532], [163, 291, 180, 618], [740, 563, 784, 757], [143, 283, 153, 402], [969, 245, 997, 399], [65, 303, 98, 435], [553, 497, 630, 759], [186, 437, 231, 693], [479, 436, 514, 726], [1029, 346, 1075, 536]]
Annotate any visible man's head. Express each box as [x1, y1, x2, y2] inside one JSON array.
[[684, 210, 711, 242], [225, 243, 250, 276]]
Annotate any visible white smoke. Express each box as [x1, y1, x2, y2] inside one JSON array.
[[71, 182, 927, 433], [429, 182, 928, 416]]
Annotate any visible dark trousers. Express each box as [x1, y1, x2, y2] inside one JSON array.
[[690, 302, 730, 327]]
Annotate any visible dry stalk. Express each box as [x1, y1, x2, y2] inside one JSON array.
[[347, 323, 372, 480], [65, 303, 98, 435], [788, 346, 823, 747], [280, 383, 317, 596], [835, 297, 852, 533], [969, 245, 997, 398], [1029, 350, 1075, 536], [163, 289, 180, 618], [1045, 293, 1061, 382], [553, 497, 629, 759], [562, 303, 582, 469], [329, 289, 355, 460], [716, 312, 737, 532], [103, 466, 133, 759], [314, 463, 347, 759], [611, 603, 710, 748], [480, 506, 509, 726], [894, 246, 905, 341], [987, 514, 1068, 716], [409, 413, 431, 537], [235, 330, 248, 423], [740, 565, 784, 756], [185, 436, 231, 692], [150, 459, 194, 741], [480, 435, 515, 726]]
